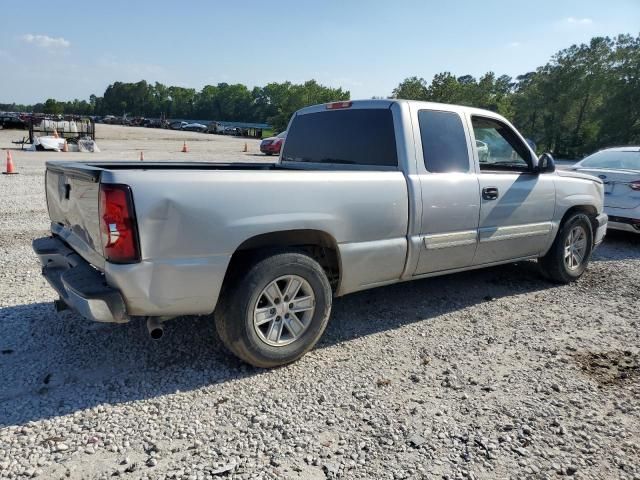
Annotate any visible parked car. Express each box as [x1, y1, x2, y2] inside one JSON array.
[[169, 121, 188, 130], [260, 131, 287, 155], [0, 115, 27, 129], [144, 118, 167, 128], [223, 126, 241, 136], [182, 122, 208, 133], [33, 99, 607, 368], [206, 122, 223, 134], [128, 117, 146, 127], [571, 146, 640, 233]]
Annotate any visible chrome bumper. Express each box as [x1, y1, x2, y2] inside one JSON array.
[[32, 236, 129, 323], [594, 213, 608, 247]]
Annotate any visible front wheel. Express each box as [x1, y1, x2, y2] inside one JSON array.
[[215, 251, 332, 367], [539, 213, 593, 283]]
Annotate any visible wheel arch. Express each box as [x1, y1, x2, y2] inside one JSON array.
[[559, 204, 599, 237], [223, 229, 342, 293]]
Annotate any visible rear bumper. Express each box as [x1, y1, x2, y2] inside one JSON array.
[[594, 213, 608, 246], [32, 236, 129, 323]]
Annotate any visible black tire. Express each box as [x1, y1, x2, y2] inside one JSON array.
[[539, 213, 593, 283], [215, 251, 332, 368]]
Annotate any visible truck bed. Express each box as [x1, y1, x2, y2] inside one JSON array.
[[44, 160, 410, 317]]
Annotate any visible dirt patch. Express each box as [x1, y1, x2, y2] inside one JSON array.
[[575, 350, 640, 385]]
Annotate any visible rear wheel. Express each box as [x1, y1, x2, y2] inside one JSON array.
[[215, 251, 332, 367], [539, 213, 593, 283]]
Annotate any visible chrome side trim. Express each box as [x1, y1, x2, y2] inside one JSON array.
[[479, 222, 552, 243], [423, 230, 477, 249]]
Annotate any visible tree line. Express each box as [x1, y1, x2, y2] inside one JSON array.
[[2, 33, 638, 156], [393, 34, 639, 158], [1, 80, 349, 133]]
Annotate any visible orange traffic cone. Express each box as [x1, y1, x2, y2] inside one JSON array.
[[3, 151, 18, 175], [181, 141, 189, 153], [243, 142, 248, 152], [139, 151, 144, 161], [62, 141, 69, 152], [53, 128, 59, 139]]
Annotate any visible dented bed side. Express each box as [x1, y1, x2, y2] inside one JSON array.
[[97, 168, 409, 316], [42, 162, 411, 318]]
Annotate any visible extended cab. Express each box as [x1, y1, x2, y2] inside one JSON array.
[[33, 100, 607, 367]]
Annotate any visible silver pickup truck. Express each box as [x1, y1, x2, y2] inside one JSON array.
[[33, 100, 607, 367]]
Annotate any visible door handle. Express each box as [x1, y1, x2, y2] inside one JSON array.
[[482, 187, 499, 200]]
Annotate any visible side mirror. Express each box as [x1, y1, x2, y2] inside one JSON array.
[[536, 152, 555, 173]]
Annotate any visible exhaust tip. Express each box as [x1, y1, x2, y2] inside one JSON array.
[[146, 317, 164, 340], [149, 328, 164, 340]]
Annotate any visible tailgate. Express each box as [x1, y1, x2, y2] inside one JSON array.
[[45, 164, 105, 269]]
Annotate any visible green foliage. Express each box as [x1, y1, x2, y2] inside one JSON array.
[[392, 77, 429, 100], [258, 80, 349, 131], [43, 98, 64, 115], [3, 79, 349, 133], [393, 34, 640, 158]]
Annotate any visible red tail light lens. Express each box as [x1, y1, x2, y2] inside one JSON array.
[[326, 101, 352, 110], [99, 184, 140, 263]]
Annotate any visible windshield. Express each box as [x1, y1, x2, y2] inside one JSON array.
[[579, 150, 640, 170]]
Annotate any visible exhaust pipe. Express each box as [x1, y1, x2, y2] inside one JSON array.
[[146, 317, 164, 340]]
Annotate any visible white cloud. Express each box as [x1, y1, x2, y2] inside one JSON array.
[[21, 34, 70, 48], [566, 17, 593, 25], [507, 41, 521, 48]]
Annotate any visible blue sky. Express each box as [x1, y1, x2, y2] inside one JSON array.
[[1, 0, 639, 104]]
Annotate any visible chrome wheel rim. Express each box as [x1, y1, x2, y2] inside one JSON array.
[[253, 275, 316, 347], [564, 226, 588, 270]]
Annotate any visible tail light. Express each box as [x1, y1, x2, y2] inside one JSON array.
[[629, 180, 640, 191], [326, 101, 352, 110], [99, 184, 140, 263]]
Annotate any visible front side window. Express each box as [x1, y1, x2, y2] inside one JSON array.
[[418, 110, 470, 173], [472, 116, 532, 172], [281, 108, 397, 167]]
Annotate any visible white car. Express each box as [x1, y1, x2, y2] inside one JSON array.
[[572, 147, 640, 234]]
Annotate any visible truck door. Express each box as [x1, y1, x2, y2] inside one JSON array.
[[412, 108, 481, 275], [469, 115, 555, 265]]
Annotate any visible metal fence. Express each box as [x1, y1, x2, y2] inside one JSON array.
[[29, 116, 95, 143]]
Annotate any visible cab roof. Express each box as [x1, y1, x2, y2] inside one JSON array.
[[296, 98, 507, 121]]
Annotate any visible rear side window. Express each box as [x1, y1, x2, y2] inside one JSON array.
[[281, 109, 397, 167], [419, 110, 470, 173]]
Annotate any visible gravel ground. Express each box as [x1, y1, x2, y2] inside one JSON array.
[[1, 126, 639, 479]]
